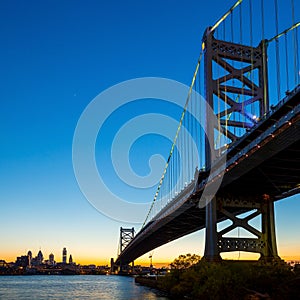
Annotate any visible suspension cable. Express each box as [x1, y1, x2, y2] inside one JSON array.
[[267, 19, 300, 92], [268, 21, 300, 43], [142, 52, 204, 227], [210, 0, 243, 33]]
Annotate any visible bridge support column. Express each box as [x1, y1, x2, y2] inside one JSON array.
[[204, 197, 222, 262], [260, 195, 279, 261]]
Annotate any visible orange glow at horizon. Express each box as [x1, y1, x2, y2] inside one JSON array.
[[2, 251, 300, 266]]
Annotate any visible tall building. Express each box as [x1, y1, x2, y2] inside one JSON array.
[[62, 247, 67, 264], [69, 255, 73, 264], [27, 251, 32, 267], [110, 258, 115, 273], [37, 250, 43, 265], [49, 253, 55, 265]]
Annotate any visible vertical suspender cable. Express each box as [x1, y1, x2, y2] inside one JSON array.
[[170, 144, 173, 200], [239, 4, 242, 44], [261, 0, 265, 41], [188, 99, 191, 182], [231, 10, 234, 44], [274, 0, 281, 102], [218, 28, 222, 154], [187, 89, 194, 182], [194, 74, 198, 171], [223, 19, 226, 41], [176, 141, 178, 197], [249, 0, 255, 118], [176, 137, 179, 199], [182, 115, 185, 189], [193, 90, 195, 177], [229, 12, 233, 137], [291, 0, 300, 85], [285, 33, 290, 92], [188, 94, 191, 182], [198, 64, 203, 169], [261, 0, 268, 111], [239, 3, 245, 130], [190, 90, 192, 181], [184, 109, 187, 186], [196, 71, 200, 169]]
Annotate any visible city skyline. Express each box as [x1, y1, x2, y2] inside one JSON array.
[[12, 247, 73, 267], [1, 0, 299, 267]]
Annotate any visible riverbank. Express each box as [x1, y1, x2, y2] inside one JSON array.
[[135, 260, 300, 299], [135, 275, 160, 289]]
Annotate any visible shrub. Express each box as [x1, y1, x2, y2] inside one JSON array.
[[158, 255, 299, 299]]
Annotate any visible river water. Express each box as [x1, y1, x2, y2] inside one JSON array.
[[0, 275, 169, 299]]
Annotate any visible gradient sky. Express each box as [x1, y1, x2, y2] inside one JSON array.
[[1, 0, 299, 267]]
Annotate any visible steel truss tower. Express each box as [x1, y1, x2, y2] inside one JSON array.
[[202, 28, 279, 262], [118, 227, 135, 272]]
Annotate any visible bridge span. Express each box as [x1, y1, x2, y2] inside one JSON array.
[[115, 87, 299, 266], [115, 0, 300, 267]]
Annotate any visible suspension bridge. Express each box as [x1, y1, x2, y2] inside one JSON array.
[[114, 0, 300, 270]]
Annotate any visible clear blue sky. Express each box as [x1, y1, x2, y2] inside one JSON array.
[[1, 0, 299, 265]]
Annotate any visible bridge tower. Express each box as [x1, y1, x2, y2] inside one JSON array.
[[202, 27, 279, 262], [118, 227, 135, 273], [203, 26, 269, 161], [119, 227, 135, 253]]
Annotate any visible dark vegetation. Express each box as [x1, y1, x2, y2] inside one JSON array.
[[156, 254, 300, 299]]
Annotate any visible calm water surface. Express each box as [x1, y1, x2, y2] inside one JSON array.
[[0, 275, 169, 299]]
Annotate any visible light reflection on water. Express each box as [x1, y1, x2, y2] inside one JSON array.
[[0, 275, 169, 300]]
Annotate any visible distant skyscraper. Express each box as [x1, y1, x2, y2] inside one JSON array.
[[49, 253, 55, 265], [37, 250, 43, 265], [110, 258, 114, 273], [62, 247, 67, 264], [69, 255, 73, 264], [27, 251, 32, 267]]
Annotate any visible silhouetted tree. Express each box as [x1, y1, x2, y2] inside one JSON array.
[[170, 253, 201, 270]]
